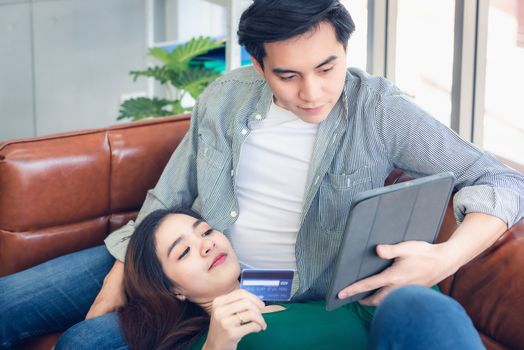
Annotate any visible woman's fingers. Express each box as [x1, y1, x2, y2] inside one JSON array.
[[213, 289, 265, 310], [214, 298, 267, 330], [234, 308, 267, 330], [235, 318, 265, 338]]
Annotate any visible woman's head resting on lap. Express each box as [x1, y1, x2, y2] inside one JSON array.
[[120, 208, 241, 349]]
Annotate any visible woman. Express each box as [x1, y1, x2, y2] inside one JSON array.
[[119, 208, 485, 350], [119, 208, 370, 350]]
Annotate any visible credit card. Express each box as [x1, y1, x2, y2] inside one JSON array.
[[240, 269, 294, 301]]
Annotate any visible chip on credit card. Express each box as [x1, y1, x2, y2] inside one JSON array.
[[240, 269, 294, 301]]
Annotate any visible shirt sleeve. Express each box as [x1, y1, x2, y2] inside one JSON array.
[[373, 91, 524, 227], [104, 99, 202, 261]]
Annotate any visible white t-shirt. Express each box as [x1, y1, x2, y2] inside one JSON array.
[[229, 100, 319, 270]]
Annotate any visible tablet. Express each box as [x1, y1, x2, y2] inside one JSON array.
[[325, 172, 455, 311]]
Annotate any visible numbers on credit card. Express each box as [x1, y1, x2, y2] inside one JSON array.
[[240, 269, 294, 301]]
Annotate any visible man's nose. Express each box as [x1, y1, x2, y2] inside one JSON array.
[[299, 76, 321, 102]]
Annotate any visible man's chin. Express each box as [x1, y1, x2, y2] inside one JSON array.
[[295, 110, 330, 124]]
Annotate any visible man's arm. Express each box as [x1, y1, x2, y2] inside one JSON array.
[[104, 106, 201, 261], [339, 90, 523, 305], [86, 260, 125, 319], [338, 212, 507, 305], [86, 98, 205, 319]]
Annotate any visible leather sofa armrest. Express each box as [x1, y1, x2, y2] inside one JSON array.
[[449, 220, 524, 349]]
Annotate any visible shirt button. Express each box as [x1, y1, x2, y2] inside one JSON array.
[[241, 128, 248, 135], [230, 211, 238, 218], [255, 114, 262, 120], [230, 169, 234, 176]]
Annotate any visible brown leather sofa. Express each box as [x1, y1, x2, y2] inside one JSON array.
[[1, 115, 523, 350]]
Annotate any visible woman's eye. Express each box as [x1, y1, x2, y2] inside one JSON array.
[[178, 247, 190, 260], [202, 228, 213, 237]]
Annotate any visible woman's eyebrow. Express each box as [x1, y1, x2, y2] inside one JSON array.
[[167, 235, 184, 257], [166, 219, 205, 257], [192, 219, 204, 229]]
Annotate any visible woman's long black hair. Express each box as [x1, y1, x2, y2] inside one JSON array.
[[118, 208, 210, 350]]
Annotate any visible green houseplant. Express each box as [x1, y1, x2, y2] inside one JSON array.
[[118, 36, 225, 121]]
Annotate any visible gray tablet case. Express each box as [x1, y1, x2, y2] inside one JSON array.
[[325, 172, 455, 311]]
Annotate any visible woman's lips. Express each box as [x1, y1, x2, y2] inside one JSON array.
[[209, 253, 227, 270]]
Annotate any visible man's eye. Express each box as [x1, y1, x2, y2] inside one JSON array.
[[202, 229, 213, 237], [280, 75, 295, 81], [321, 67, 334, 73], [178, 247, 190, 260]]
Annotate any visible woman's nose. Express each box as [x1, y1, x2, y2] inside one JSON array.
[[200, 238, 216, 256]]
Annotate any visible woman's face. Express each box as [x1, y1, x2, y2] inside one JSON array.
[[155, 213, 241, 303]]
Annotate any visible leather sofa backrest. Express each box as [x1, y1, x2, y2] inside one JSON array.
[[0, 115, 190, 276]]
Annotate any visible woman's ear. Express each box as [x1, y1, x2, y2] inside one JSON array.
[[170, 287, 186, 301], [175, 294, 186, 301]]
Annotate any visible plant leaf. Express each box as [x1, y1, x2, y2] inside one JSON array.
[[172, 66, 222, 99], [148, 47, 171, 64], [164, 36, 224, 72], [130, 66, 171, 84], [117, 97, 179, 121]]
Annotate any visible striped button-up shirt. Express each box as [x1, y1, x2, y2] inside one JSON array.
[[106, 66, 524, 300]]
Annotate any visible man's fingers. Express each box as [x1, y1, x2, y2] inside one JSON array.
[[376, 244, 396, 259], [358, 286, 398, 306], [377, 241, 431, 259], [338, 269, 392, 299]]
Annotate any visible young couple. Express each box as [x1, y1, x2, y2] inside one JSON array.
[[1, 0, 523, 349]]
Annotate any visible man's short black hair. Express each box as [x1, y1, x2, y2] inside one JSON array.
[[238, 0, 355, 68]]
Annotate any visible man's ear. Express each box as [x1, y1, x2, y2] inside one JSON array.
[[251, 56, 265, 77]]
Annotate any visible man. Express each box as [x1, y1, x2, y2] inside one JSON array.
[[1, 0, 523, 348]]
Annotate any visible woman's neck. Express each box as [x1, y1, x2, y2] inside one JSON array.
[[196, 281, 241, 314]]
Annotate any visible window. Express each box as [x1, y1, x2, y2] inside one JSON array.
[[482, 0, 524, 167], [341, 0, 368, 71], [394, 0, 455, 126]]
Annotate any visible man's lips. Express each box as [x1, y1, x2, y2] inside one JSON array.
[[299, 105, 324, 113], [209, 253, 227, 270]]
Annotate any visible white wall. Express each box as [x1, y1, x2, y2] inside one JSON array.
[[0, 0, 147, 140]]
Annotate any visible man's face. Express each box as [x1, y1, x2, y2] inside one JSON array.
[[253, 21, 347, 124]]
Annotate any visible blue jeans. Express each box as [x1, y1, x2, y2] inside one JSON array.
[[0, 245, 127, 349], [369, 285, 485, 350]]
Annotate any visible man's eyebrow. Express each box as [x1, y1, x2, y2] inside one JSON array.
[[166, 219, 205, 257], [271, 56, 338, 75], [272, 67, 300, 75], [315, 55, 337, 68]]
